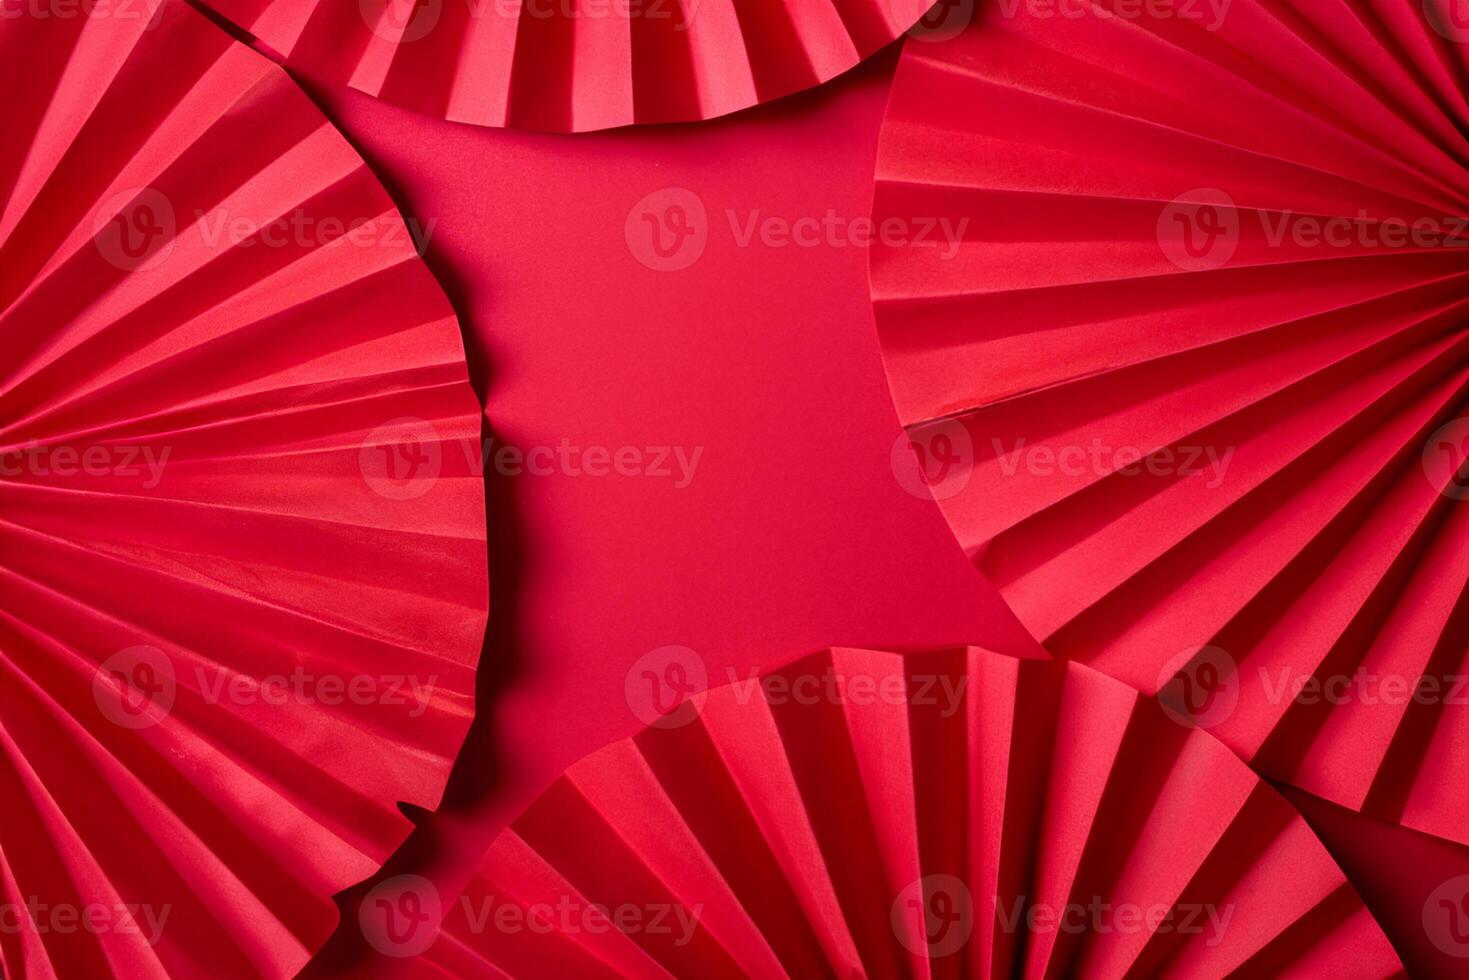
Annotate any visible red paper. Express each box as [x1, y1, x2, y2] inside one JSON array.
[[0, 3, 487, 975], [197, 0, 949, 132], [872, 0, 1469, 846], [405, 647, 1400, 977]]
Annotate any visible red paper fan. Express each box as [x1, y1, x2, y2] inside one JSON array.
[[0, 3, 486, 976], [197, 0, 950, 132], [403, 647, 1398, 977], [870, 0, 1469, 845]]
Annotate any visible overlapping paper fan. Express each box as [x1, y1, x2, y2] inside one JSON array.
[[198, 0, 945, 132], [410, 647, 1399, 977], [870, 0, 1469, 845], [0, 3, 487, 975]]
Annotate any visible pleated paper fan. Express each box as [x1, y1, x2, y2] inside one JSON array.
[[407, 647, 1399, 978], [0, 3, 486, 976], [870, 0, 1469, 845], [197, 0, 947, 132]]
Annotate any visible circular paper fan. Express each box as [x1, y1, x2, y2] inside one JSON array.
[[0, 3, 486, 976], [197, 0, 945, 132], [405, 648, 1398, 978], [870, 0, 1469, 845]]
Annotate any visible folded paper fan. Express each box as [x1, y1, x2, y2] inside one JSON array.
[[197, 0, 945, 132], [406, 647, 1399, 978], [0, 3, 486, 976], [870, 0, 1469, 845]]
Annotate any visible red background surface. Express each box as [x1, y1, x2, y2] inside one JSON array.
[[273, 43, 1469, 979]]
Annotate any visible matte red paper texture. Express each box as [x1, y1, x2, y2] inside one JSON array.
[[404, 647, 1400, 978], [871, 0, 1469, 846], [197, 0, 954, 132], [0, 2, 487, 975]]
